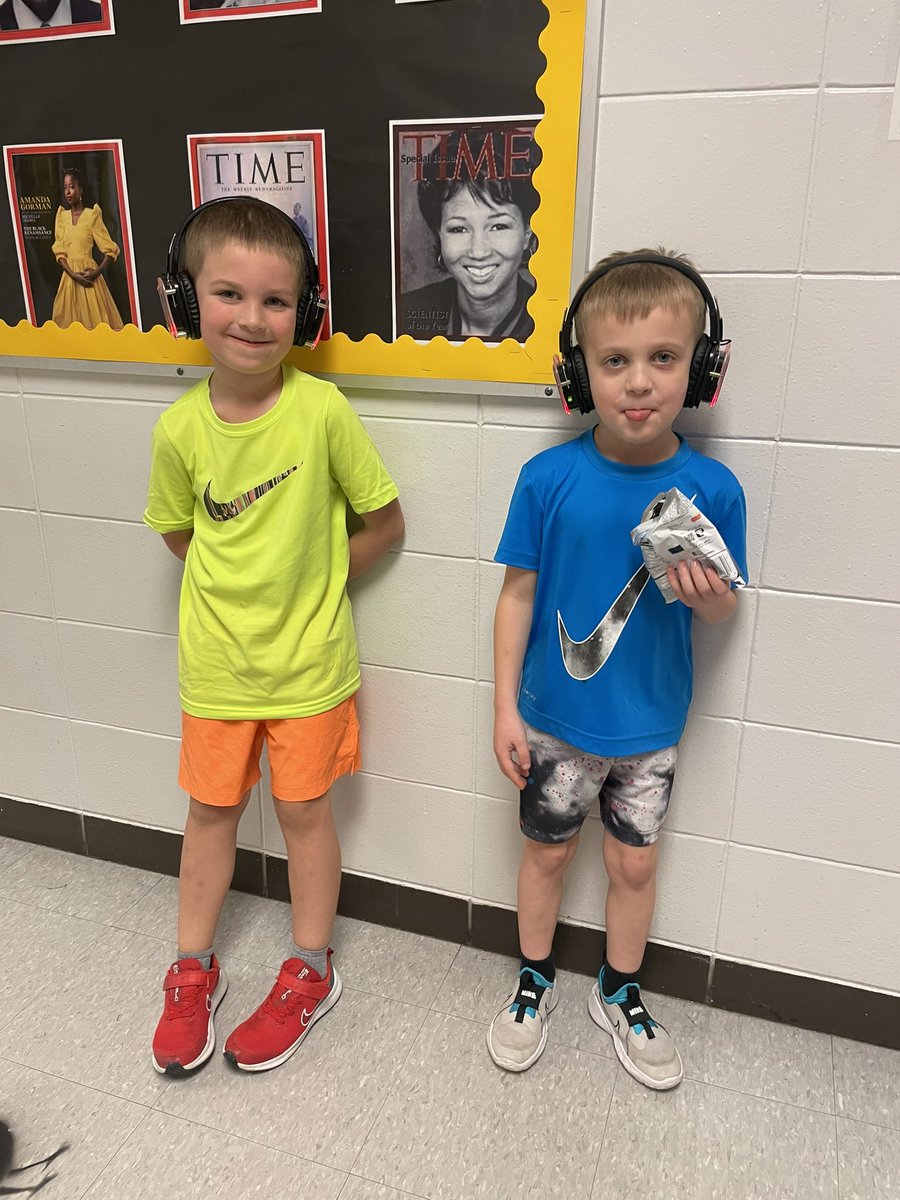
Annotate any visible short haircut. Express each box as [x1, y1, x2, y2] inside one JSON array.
[[417, 175, 539, 237], [61, 166, 87, 203], [182, 198, 306, 292], [416, 130, 541, 237], [573, 247, 707, 347]]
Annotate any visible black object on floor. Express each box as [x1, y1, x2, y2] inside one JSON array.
[[0, 1121, 69, 1197]]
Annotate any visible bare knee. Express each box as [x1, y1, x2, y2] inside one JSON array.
[[604, 836, 658, 890], [274, 791, 332, 836], [186, 792, 249, 830], [523, 834, 579, 878]]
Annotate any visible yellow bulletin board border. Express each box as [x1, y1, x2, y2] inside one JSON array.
[[0, 0, 587, 390]]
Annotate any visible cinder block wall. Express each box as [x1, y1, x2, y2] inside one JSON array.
[[1, 1, 898, 997]]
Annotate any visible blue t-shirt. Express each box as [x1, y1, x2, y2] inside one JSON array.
[[495, 431, 748, 757]]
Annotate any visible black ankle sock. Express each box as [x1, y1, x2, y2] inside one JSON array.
[[520, 954, 556, 983], [600, 958, 640, 997]]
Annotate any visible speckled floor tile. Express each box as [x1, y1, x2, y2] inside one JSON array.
[[115, 875, 292, 966], [156, 961, 428, 1171], [331, 915, 459, 1008], [0, 1059, 147, 1200], [834, 1036, 900, 1130], [5, 863, 889, 1199], [662, 996, 836, 1112], [0, 898, 106, 1029], [355, 1010, 617, 1200], [838, 1117, 900, 1200], [340, 1179, 428, 1200], [429, 944, 514, 1023], [0, 833, 31, 872], [0, 925, 180, 1104], [82, 1110, 346, 1199], [0, 844, 160, 924], [593, 1076, 838, 1199]]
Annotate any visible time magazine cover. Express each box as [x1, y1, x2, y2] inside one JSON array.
[[391, 117, 541, 345], [187, 129, 331, 337], [3, 139, 140, 329], [180, 0, 320, 22], [0, 0, 114, 44]]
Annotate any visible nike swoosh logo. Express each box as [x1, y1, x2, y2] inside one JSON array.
[[203, 465, 299, 522], [300, 1007, 315, 1029], [558, 565, 650, 680]]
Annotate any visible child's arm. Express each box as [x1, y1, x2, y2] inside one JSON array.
[[666, 560, 738, 624], [347, 498, 404, 580], [493, 566, 537, 789], [161, 529, 193, 561]]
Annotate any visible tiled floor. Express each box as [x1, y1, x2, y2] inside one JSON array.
[[1, 836, 897, 1199]]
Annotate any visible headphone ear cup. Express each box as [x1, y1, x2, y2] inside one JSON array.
[[177, 272, 201, 341], [294, 299, 308, 347], [294, 285, 325, 347], [568, 346, 594, 414], [294, 289, 316, 347], [685, 333, 710, 408]]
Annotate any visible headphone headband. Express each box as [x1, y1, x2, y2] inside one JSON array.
[[157, 196, 327, 348], [554, 253, 730, 415]]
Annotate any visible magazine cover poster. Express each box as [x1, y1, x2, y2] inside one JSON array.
[[0, 0, 114, 44], [3, 140, 139, 330], [188, 130, 331, 337], [180, 0, 320, 23], [391, 117, 541, 345]]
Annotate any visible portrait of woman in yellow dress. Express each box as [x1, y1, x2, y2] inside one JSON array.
[[51, 167, 125, 330]]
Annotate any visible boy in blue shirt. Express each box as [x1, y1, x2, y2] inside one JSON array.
[[489, 250, 747, 1089]]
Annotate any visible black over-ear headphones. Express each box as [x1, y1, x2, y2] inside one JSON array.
[[553, 254, 731, 415], [156, 196, 327, 348]]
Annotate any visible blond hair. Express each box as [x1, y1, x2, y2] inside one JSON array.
[[182, 198, 306, 291], [573, 247, 706, 346]]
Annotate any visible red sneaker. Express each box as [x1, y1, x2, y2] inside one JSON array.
[[223, 952, 342, 1072], [151, 956, 227, 1077]]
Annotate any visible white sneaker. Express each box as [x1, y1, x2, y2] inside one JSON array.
[[588, 980, 683, 1090], [487, 969, 559, 1072]]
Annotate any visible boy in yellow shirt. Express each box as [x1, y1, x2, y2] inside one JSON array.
[[145, 197, 403, 1075]]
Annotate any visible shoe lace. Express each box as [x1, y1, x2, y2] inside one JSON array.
[[259, 980, 314, 1026], [163, 967, 205, 1021]]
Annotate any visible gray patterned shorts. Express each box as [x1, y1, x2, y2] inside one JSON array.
[[519, 724, 677, 847]]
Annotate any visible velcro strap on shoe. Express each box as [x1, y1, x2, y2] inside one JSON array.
[[276, 967, 304, 995], [277, 966, 325, 998], [163, 969, 208, 990]]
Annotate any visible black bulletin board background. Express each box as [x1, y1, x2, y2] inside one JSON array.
[[0, 0, 548, 341]]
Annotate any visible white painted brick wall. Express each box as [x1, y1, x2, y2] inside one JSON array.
[[1, 0, 898, 996]]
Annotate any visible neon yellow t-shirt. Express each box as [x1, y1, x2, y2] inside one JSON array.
[[143, 365, 399, 719]]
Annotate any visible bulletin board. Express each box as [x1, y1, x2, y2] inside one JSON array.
[[0, 0, 588, 388]]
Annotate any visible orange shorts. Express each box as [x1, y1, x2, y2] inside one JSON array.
[[179, 695, 361, 807]]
